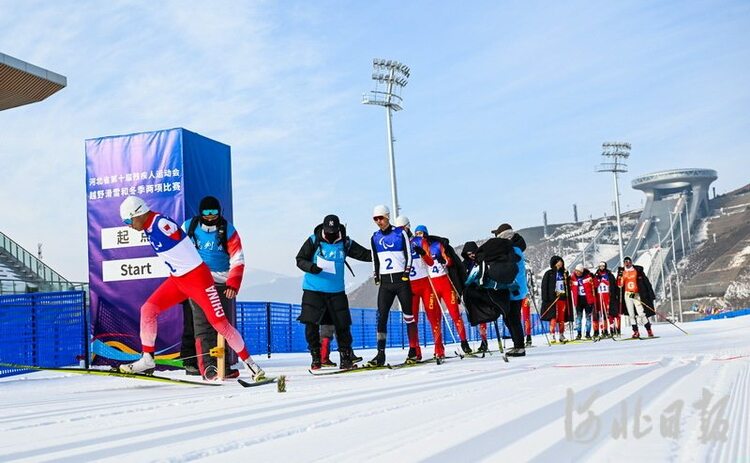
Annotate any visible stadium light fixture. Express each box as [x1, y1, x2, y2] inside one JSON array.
[[362, 58, 410, 217], [596, 142, 631, 265]]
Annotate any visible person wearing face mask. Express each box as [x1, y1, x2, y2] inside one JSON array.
[[593, 261, 620, 337], [617, 256, 656, 339], [296, 214, 372, 370], [395, 215, 443, 361], [569, 264, 596, 340], [180, 196, 246, 379], [461, 241, 489, 352]]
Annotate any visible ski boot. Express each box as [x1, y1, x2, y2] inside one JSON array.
[[559, 333, 567, 344], [585, 332, 592, 340], [351, 351, 363, 363], [507, 347, 526, 357], [575, 332, 582, 341], [119, 353, 155, 374], [184, 364, 201, 376], [525, 335, 532, 347], [339, 349, 356, 370], [310, 348, 322, 370], [476, 339, 489, 353], [550, 335, 558, 344], [406, 347, 420, 364], [461, 340, 473, 354], [320, 337, 336, 367], [367, 349, 386, 367], [632, 330, 641, 339], [244, 360, 266, 381]]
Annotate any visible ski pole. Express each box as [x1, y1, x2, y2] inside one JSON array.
[[638, 298, 689, 335], [492, 319, 505, 354], [526, 274, 551, 347], [425, 272, 459, 345]]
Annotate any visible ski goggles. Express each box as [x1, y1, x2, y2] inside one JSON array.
[[373, 216, 386, 222], [123, 218, 133, 225], [202, 209, 219, 216]]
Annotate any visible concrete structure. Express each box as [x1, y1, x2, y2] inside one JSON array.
[[0, 52, 66, 111], [632, 168, 718, 222]]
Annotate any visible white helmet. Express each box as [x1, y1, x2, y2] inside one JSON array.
[[120, 196, 150, 222], [372, 204, 390, 218], [394, 215, 410, 227]]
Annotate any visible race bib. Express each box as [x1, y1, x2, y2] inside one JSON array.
[[598, 283, 609, 294]]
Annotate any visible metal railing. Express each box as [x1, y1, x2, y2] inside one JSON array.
[[1, 230, 68, 285]]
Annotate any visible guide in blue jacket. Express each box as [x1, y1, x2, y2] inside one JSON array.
[[296, 214, 372, 370]]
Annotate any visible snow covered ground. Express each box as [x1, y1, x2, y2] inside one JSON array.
[[2, 316, 749, 462]]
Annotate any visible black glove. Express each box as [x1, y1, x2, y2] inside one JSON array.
[[413, 245, 426, 256], [435, 254, 446, 265], [310, 264, 323, 274], [401, 270, 410, 281], [374, 275, 380, 285]]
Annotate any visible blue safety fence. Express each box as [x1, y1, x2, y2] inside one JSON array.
[[695, 307, 750, 321], [0, 291, 88, 378], [1, 293, 551, 379], [236, 301, 550, 356]]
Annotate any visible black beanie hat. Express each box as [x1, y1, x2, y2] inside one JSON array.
[[199, 196, 221, 214]]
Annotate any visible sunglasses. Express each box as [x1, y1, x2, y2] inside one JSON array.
[[373, 216, 386, 221], [123, 218, 133, 225], [202, 209, 219, 216]]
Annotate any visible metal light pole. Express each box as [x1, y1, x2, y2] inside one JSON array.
[[653, 218, 673, 320], [668, 210, 684, 322], [363, 58, 410, 217], [597, 142, 630, 265]]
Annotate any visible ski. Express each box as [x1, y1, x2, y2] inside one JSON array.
[[0, 362, 222, 387], [237, 377, 277, 388], [391, 358, 438, 369], [308, 364, 392, 376], [613, 336, 660, 342]]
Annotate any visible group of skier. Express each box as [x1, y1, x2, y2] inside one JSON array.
[[116, 195, 658, 383], [540, 255, 657, 342]]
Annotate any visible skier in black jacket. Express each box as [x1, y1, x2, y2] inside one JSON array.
[[541, 256, 572, 343]]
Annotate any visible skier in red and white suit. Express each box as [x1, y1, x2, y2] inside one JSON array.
[[395, 216, 444, 359], [117, 196, 265, 381], [414, 225, 472, 354]]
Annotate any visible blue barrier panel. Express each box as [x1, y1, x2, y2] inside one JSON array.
[[234, 303, 552, 356], [695, 308, 750, 321], [0, 291, 86, 378]]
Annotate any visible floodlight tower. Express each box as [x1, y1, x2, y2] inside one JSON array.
[[597, 142, 631, 265], [362, 58, 410, 217]]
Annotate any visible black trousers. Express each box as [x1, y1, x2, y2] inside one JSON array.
[[300, 290, 354, 352], [184, 282, 236, 374], [502, 299, 525, 349], [476, 289, 525, 349], [180, 302, 197, 368], [376, 275, 412, 333]]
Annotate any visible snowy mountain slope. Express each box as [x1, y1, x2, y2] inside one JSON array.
[[1, 317, 748, 462]]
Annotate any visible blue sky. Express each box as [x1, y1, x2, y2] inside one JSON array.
[[1, 1, 748, 281]]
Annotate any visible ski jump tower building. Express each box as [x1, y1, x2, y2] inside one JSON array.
[[611, 168, 717, 300]]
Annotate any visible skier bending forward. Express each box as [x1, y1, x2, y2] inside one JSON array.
[[118, 196, 266, 382]]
